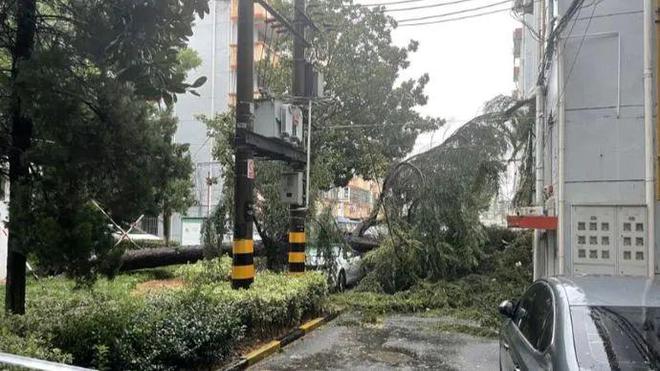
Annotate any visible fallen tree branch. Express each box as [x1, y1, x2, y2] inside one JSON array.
[[117, 237, 379, 271]]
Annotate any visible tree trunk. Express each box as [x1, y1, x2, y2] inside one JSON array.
[[118, 241, 265, 271], [163, 210, 171, 247], [5, 0, 37, 315]]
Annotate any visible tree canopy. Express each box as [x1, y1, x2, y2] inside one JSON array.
[[0, 0, 207, 294]]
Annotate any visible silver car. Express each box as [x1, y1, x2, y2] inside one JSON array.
[[305, 244, 362, 291], [498, 275, 660, 370]]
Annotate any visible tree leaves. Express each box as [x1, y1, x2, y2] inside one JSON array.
[[0, 0, 205, 279], [190, 76, 207, 89]]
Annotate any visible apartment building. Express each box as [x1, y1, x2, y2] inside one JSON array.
[[162, 0, 276, 244], [320, 177, 380, 226], [514, 0, 659, 278]]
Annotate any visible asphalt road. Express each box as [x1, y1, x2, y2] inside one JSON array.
[[251, 313, 499, 370]]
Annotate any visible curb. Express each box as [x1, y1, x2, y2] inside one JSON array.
[[223, 311, 341, 371]]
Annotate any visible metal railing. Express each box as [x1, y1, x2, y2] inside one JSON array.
[[0, 352, 94, 371]]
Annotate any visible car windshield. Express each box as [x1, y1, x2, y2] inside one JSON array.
[[571, 306, 660, 370]]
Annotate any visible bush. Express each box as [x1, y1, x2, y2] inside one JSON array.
[[116, 290, 244, 370], [0, 321, 73, 365], [207, 272, 328, 337], [173, 256, 232, 284], [0, 267, 328, 370]]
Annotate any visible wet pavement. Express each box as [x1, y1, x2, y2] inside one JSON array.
[[251, 313, 499, 370]]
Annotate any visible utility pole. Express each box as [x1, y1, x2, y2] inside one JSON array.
[[5, 0, 37, 314], [288, 0, 307, 275], [232, 0, 256, 289]]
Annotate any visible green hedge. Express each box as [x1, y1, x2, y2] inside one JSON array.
[[174, 256, 232, 284], [0, 263, 328, 370]]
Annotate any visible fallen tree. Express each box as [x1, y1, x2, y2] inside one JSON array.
[[117, 242, 263, 271], [116, 236, 378, 272], [352, 95, 536, 290]]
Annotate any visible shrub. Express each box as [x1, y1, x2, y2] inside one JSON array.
[[210, 272, 328, 337], [0, 268, 328, 370], [0, 320, 73, 365], [173, 256, 232, 284], [115, 290, 244, 371]]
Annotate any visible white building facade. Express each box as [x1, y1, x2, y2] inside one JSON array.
[[515, 0, 659, 278], [165, 0, 273, 244]]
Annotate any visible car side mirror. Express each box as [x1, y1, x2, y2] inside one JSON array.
[[498, 300, 515, 318]]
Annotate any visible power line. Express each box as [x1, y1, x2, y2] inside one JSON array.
[[397, 7, 509, 26], [395, 0, 510, 23], [374, 0, 484, 13], [360, 0, 459, 7]]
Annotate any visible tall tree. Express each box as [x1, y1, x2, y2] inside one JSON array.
[[0, 0, 209, 312], [202, 0, 441, 269], [305, 0, 442, 185], [6, 0, 38, 314]]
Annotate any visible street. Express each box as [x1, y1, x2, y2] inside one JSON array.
[[251, 313, 499, 370]]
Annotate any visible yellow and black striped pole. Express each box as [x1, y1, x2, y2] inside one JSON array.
[[288, 207, 306, 274], [289, 0, 307, 275], [232, 237, 255, 288], [232, 0, 255, 289]]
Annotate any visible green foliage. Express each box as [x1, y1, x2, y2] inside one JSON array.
[[308, 207, 346, 280], [0, 324, 73, 365], [204, 272, 329, 337], [202, 112, 291, 270], [303, 0, 442, 186], [0, 0, 205, 282], [334, 229, 532, 335], [357, 95, 535, 288], [30, 201, 115, 284], [0, 268, 328, 369], [115, 291, 243, 371], [174, 256, 232, 285], [200, 203, 228, 258]]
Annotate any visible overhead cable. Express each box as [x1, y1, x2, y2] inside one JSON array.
[[373, 0, 485, 12], [360, 0, 465, 7], [397, 7, 509, 25], [395, 0, 510, 23]]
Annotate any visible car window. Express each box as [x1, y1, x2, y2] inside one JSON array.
[[571, 306, 660, 370], [514, 283, 554, 351]]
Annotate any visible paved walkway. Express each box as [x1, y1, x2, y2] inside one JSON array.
[[251, 313, 499, 370]]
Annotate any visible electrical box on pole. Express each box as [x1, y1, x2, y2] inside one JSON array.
[[280, 172, 304, 205], [305, 62, 324, 98]]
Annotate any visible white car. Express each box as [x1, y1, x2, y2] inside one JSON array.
[[305, 244, 362, 291]]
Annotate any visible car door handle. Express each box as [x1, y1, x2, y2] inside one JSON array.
[[503, 342, 510, 351]]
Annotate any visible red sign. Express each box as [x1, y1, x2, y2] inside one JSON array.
[[247, 159, 255, 180], [507, 215, 558, 230]]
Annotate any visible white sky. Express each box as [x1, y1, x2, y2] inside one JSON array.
[[361, 0, 519, 154]]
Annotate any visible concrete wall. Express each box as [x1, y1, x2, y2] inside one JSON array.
[[540, 0, 657, 276]]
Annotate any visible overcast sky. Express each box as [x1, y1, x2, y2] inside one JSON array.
[[363, 0, 519, 154]]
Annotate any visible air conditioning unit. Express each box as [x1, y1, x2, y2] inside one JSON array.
[[254, 99, 283, 138], [254, 100, 304, 146]]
